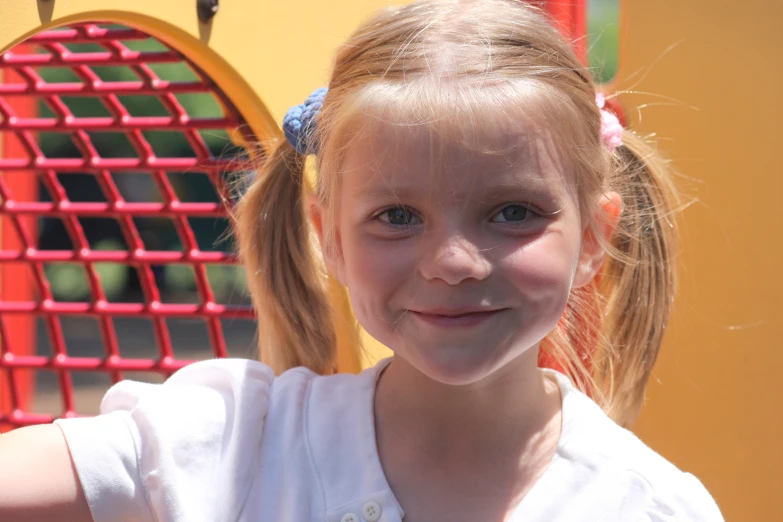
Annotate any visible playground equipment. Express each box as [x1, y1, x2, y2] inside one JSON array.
[[1, 0, 781, 519]]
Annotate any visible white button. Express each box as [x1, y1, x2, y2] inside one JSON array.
[[341, 514, 359, 522], [362, 501, 382, 522]]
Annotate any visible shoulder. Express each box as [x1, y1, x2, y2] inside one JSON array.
[[549, 371, 724, 521], [56, 358, 319, 522], [100, 357, 315, 425], [101, 357, 276, 418]]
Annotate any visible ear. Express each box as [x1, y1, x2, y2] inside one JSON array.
[[307, 194, 346, 285], [572, 191, 623, 288]]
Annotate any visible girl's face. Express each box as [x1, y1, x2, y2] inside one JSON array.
[[321, 121, 607, 386]]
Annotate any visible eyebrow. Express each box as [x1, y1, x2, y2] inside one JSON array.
[[481, 178, 560, 197], [352, 177, 566, 203], [351, 185, 426, 199]]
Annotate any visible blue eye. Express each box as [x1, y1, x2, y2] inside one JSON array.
[[378, 207, 421, 226], [492, 204, 531, 223]]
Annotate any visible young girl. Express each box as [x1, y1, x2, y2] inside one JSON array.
[[0, 0, 723, 520]]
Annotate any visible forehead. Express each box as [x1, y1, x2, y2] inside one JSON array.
[[340, 114, 573, 201]]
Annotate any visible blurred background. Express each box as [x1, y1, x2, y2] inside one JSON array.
[[36, 35, 248, 305], [1, 0, 780, 520], [16, 32, 259, 409]]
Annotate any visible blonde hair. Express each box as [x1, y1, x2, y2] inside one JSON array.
[[235, 0, 678, 426]]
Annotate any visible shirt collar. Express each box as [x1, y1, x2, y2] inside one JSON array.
[[307, 358, 404, 522]]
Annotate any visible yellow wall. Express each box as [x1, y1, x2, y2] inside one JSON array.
[[620, 1, 783, 519], [0, 0, 401, 142], [1, 0, 779, 518]]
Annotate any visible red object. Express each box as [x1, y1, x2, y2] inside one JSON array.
[[533, 0, 594, 371], [531, 0, 587, 64], [0, 49, 38, 432], [0, 24, 255, 429]]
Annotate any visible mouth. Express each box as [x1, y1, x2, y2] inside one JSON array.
[[407, 308, 507, 328]]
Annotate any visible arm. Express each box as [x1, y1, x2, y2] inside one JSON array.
[[0, 424, 92, 522]]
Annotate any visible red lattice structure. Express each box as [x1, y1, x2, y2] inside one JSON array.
[[0, 23, 259, 430]]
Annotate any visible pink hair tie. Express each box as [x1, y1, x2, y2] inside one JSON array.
[[596, 93, 623, 152]]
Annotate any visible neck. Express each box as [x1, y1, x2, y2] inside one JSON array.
[[374, 348, 561, 459]]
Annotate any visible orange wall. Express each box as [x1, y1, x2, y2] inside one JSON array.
[[620, 1, 783, 519]]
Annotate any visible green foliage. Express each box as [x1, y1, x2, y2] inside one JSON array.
[[45, 263, 89, 301], [45, 239, 128, 301], [37, 36, 229, 160], [93, 239, 130, 300], [164, 263, 247, 302], [587, 0, 620, 84], [36, 33, 242, 290]]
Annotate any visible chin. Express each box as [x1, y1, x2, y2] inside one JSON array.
[[403, 344, 519, 386]]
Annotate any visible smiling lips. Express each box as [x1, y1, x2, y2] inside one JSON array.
[[408, 308, 506, 328]]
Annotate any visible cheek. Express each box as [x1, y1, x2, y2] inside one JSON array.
[[342, 236, 414, 287], [339, 230, 418, 320], [502, 232, 581, 311]]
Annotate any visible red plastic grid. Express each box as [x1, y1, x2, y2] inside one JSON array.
[[0, 23, 258, 428]]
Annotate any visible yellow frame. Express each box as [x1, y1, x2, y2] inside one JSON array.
[[1, 8, 278, 146]]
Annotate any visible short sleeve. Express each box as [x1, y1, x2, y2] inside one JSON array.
[[55, 358, 275, 522]]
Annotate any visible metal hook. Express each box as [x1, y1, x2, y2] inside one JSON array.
[[197, 0, 219, 23]]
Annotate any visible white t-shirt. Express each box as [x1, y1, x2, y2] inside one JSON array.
[[55, 357, 724, 522]]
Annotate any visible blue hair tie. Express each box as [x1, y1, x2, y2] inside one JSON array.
[[282, 87, 328, 155]]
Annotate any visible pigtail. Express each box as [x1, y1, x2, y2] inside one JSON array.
[[594, 131, 680, 426], [541, 131, 679, 427], [234, 140, 337, 375]]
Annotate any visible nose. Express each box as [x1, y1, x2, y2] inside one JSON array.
[[417, 230, 492, 285]]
